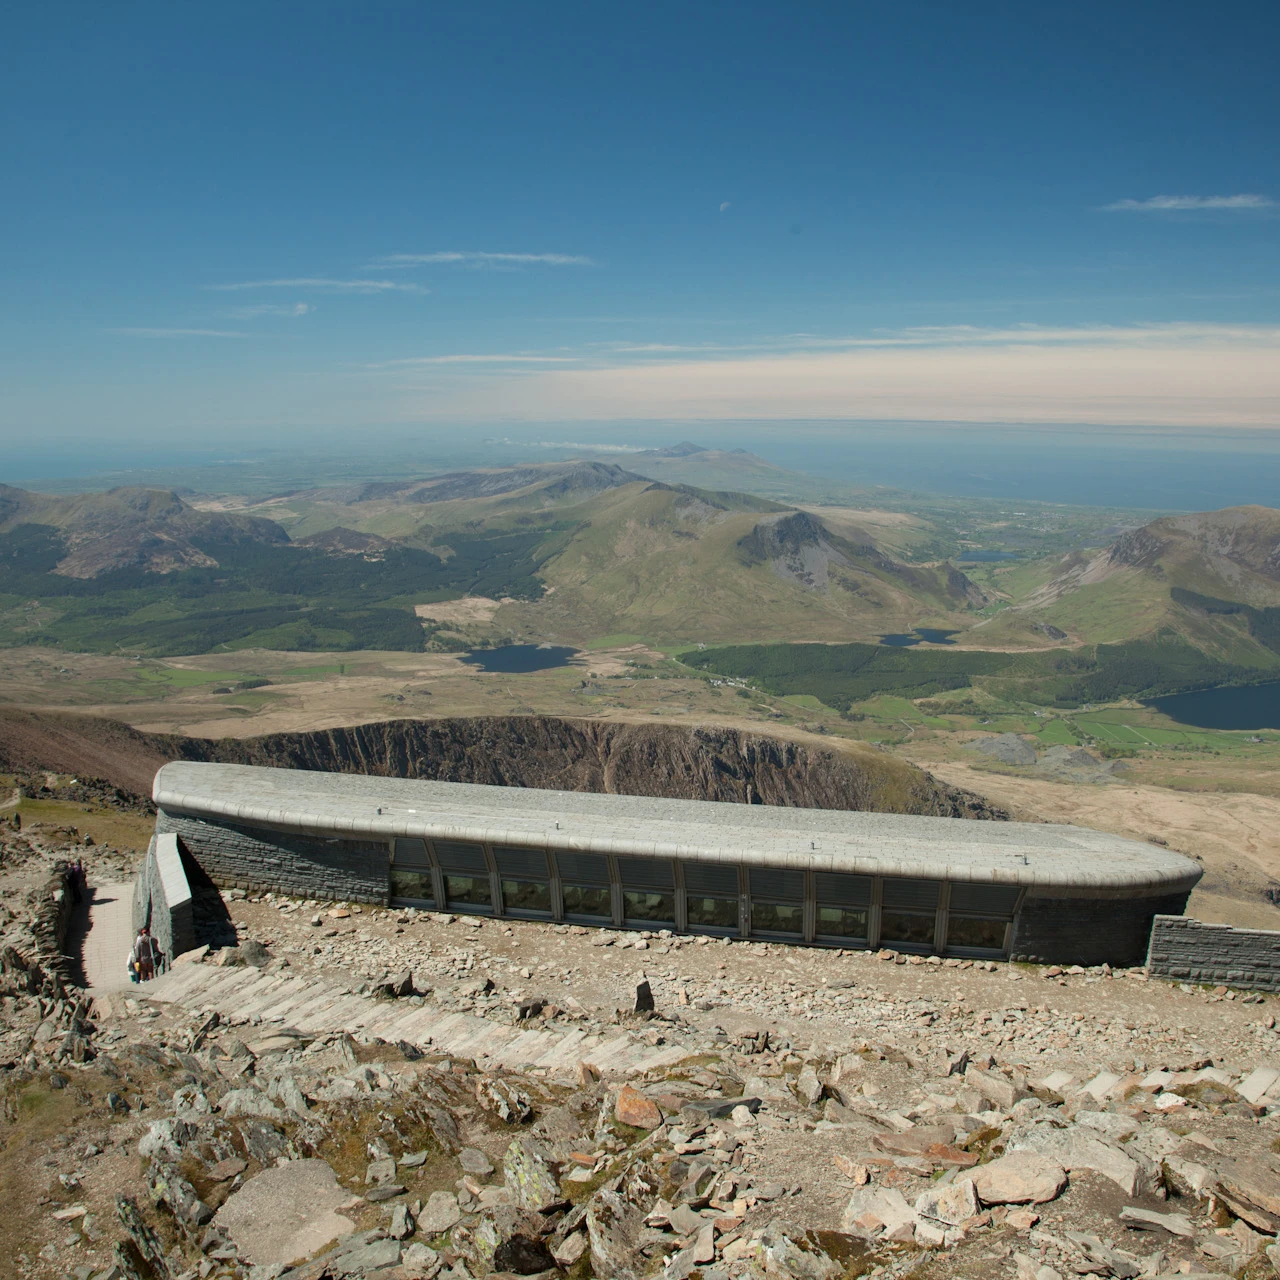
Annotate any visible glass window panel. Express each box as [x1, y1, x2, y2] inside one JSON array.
[[622, 889, 675, 924], [946, 916, 1008, 951], [749, 868, 804, 901], [494, 847, 549, 878], [880, 910, 935, 946], [814, 872, 872, 907], [444, 874, 491, 908], [687, 895, 739, 929], [816, 904, 869, 939], [502, 879, 551, 914], [751, 901, 803, 935], [883, 879, 940, 910], [562, 883, 612, 919], [685, 863, 739, 895], [390, 869, 434, 903], [949, 882, 1020, 915], [618, 858, 673, 890], [434, 841, 488, 873], [556, 852, 610, 885], [393, 837, 430, 868]]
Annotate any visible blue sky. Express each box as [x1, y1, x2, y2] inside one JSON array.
[[2, 1, 1278, 452]]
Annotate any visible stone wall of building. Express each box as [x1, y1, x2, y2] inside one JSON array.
[[1011, 890, 1192, 968], [133, 832, 196, 964], [1147, 915, 1280, 991], [156, 809, 390, 905]]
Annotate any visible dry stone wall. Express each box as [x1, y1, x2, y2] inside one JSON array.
[[1148, 914, 1280, 991], [156, 810, 390, 905]]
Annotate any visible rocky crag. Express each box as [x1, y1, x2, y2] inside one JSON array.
[[0, 710, 1006, 820]]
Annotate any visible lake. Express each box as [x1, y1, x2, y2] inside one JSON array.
[[1145, 682, 1280, 730], [460, 644, 578, 673], [878, 628, 959, 648]]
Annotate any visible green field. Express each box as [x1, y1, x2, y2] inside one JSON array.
[[0, 522, 572, 657]]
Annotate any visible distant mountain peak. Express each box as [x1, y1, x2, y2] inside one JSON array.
[[647, 441, 706, 457]]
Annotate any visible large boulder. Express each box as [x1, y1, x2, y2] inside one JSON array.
[[213, 1159, 358, 1267], [503, 1135, 560, 1212], [961, 1151, 1067, 1206], [1014, 1125, 1141, 1197], [587, 1187, 643, 1280], [840, 1186, 919, 1240], [615, 1084, 662, 1129]]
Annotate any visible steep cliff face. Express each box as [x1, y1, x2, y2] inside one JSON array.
[[175, 716, 1005, 819], [0, 708, 1005, 820]]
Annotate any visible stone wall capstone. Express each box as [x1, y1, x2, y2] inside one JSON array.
[[1147, 915, 1280, 991], [133, 832, 196, 962]]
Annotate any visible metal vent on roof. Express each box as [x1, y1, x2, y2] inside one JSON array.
[[392, 837, 430, 869], [617, 857, 674, 889], [432, 840, 488, 872], [883, 878, 940, 910], [749, 868, 804, 901], [949, 882, 1021, 915], [684, 863, 739, 895], [555, 852, 611, 885], [814, 872, 872, 907], [494, 847, 550, 879]]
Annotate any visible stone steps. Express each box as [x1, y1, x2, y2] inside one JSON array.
[[143, 963, 691, 1076]]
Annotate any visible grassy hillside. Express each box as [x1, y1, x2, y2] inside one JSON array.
[[683, 633, 1274, 712], [968, 504, 1280, 661], [508, 482, 987, 645]]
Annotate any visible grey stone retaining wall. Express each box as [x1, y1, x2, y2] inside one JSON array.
[[156, 809, 390, 905], [1011, 890, 1192, 968], [133, 832, 196, 963], [1147, 914, 1280, 991]]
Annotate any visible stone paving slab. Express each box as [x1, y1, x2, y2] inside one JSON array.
[[144, 963, 695, 1076], [81, 882, 139, 992]]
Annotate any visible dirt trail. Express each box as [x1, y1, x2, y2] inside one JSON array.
[[923, 759, 1280, 929]]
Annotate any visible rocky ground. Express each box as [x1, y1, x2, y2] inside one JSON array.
[[5, 826, 1280, 1280]]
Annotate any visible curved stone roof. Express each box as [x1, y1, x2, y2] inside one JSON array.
[[154, 761, 1201, 899]]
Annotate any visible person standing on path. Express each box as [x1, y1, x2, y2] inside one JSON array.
[[132, 925, 159, 982]]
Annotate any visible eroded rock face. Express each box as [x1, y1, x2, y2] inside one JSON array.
[[176, 716, 1006, 819]]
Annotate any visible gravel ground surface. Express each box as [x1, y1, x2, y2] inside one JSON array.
[[5, 821, 1280, 1280]]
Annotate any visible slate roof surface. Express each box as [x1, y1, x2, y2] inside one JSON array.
[[154, 761, 1201, 896]]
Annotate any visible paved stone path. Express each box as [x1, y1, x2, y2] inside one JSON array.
[[78, 881, 137, 992], [144, 961, 695, 1077]]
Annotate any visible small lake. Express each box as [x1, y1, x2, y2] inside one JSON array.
[[1144, 682, 1280, 730], [956, 550, 1020, 563], [878, 628, 959, 648], [460, 645, 578, 673]]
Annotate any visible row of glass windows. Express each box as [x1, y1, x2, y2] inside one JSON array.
[[389, 838, 1022, 954]]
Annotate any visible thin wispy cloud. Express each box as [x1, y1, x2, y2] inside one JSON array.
[[208, 278, 427, 294], [596, 324, 1280, 358], [1103, 194, 1275, 212], [107, 327, 247, 338], [364, 353, 580, 369], [386, 321, 1280, 429], [226, 302, 315, 318], [372, 251, 594, 269], [719, 201, 731, 213]]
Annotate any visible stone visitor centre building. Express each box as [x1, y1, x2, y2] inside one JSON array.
[[145, 762, 1203, 968]]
